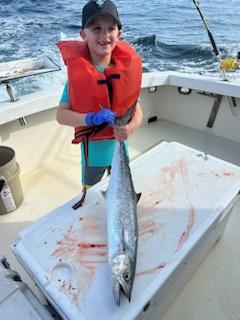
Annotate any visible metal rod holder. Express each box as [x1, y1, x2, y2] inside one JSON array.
[[19, 117, 28, 126], [4, 81, 19, 102]]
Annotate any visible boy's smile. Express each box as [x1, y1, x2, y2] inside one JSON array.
[[80, 15, 122, 67], [97, 40, 112, 50], [98, 40, 111, 47]]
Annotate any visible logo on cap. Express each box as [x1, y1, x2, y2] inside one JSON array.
[[92, 0, 106, 8]]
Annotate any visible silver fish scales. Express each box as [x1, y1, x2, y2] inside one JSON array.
[[104, 140, 140, 306]]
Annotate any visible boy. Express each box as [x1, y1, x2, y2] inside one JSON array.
[[56, 0, 143, 208]]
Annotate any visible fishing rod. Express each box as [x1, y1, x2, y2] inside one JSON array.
[[192, 0, 237, 114], [192, 0, 226, 78]]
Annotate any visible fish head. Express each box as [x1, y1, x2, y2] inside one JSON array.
[[111, 253, 134, 304]]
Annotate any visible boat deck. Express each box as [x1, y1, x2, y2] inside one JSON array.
[[1, 119, 240, 319]]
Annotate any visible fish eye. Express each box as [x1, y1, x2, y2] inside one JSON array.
[[123, 272, 131, 281]]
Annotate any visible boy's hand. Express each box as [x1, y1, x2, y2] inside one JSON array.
[[85, 108, 116, 126], [114, 124, 133, 141]]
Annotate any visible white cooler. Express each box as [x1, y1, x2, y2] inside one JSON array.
[[12, 142, 240, 320]]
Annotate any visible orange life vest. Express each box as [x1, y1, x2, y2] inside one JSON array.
[[57, 40, 142, 143]]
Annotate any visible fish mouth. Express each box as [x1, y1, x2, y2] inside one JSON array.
[[120, 283, 131, 302], [113, 278, 132, 306], [123, 289, 131, 303], [113, 278, 121, 306]]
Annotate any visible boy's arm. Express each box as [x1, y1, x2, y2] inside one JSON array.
[[114, 102, 143, 141], [57, 82, 115, 127], [56, 103, 87, 127], [56, 103, 116, 127], [56, 83, 86, 127]]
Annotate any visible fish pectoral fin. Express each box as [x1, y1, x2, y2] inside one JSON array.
[[101, 190, 107, 199], [136, 192, 142, 203]]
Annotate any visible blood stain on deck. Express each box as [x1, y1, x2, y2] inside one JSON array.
[[161, 157, 195, 250], [137, 263, 167, 276], [51, 214, 107, 303]]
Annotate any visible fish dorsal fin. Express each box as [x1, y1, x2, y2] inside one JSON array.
[[101, 190, 107, 199], [136, 192, 141, 203]]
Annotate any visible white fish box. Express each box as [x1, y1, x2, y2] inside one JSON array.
[[0, 57, 60, 82], [12, 142, 240, 320], [0, 255, 54, 320]]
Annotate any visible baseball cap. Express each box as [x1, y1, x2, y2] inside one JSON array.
[[82, 0, 122, 29]]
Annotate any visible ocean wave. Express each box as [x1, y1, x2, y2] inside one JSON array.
[[1, 0, 240, 98]]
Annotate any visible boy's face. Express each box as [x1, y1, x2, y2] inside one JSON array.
[[80, 15, 122, 62]]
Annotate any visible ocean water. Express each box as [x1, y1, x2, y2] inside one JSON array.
[[0, 0, 240, 99]]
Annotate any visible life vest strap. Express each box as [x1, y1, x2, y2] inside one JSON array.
[[72, 123, 107, 144], [72, 185, 87, 209], [108, 74, 120, 79], [72, 124, 107, 209], [72, 134, 89, 210], [97, 79, 107, 85], [96, 74, 121, 105]]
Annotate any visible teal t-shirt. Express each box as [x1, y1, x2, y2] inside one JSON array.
[[59, 66, 128, 167]]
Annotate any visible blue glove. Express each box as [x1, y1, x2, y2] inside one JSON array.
[[85, 108, 116, 126]]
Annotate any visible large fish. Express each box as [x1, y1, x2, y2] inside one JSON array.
[[106, 141, 141, 306], [103, 138, 141, 306]]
